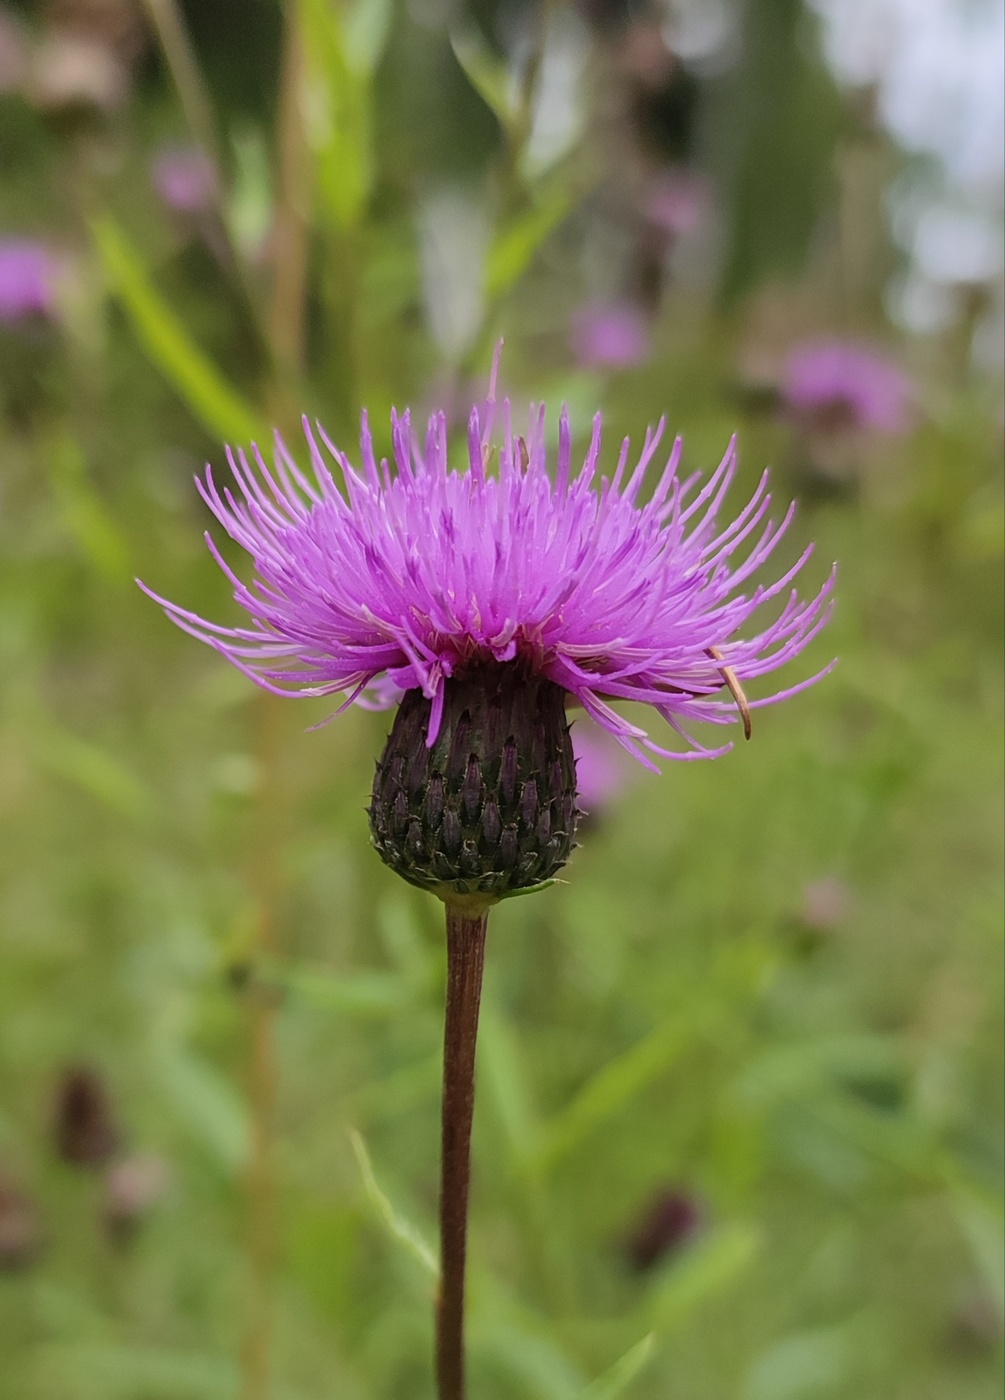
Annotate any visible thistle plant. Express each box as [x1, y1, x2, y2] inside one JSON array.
[[143, 354, 834, 1399]]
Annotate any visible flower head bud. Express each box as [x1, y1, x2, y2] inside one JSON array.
[[53, 1066, 118, 1168], [369, 660, 579, 903], [624, 1186, 703, 1272]]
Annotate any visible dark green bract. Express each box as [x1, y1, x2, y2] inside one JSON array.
[[368, 662, 580, 901]]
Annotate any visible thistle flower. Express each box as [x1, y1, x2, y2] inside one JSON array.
[[145, 364, 832, 894], [143, 360, 833, 1398], [146, 377, 831, 754], [782, 338, 914, 436]]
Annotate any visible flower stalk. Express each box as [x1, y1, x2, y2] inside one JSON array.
[[437, 901, 490, 1400]]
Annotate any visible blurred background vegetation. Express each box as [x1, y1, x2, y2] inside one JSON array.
[[0, 0, 1002, 1397]]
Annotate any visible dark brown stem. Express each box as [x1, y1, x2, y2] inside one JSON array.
[[437, 903, 489, 1400]]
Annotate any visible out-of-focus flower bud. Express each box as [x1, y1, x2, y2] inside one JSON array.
[[53, 1066, 119, 1168], [624, 1185, 704, 1272]]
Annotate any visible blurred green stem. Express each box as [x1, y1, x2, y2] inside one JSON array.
[[499, 0, 555, 215], [237, 11, 316, 1399], [437, 904, 489, 1400], [141, 0, 277, 378], [241, 696, 285, 1400], [142, 0, 223, 169], [322, 229, 362, 436], [269, 8, 313, 400]]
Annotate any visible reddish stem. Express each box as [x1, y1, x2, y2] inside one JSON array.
[[436, 903, 489, 1400]]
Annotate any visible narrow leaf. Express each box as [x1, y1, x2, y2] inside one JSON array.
[[487, 188, 573, 300], [580, 1335, 656, 1400], [534, 1018, 693, 1174], [951, 1185, 1005, 1315], [450, 27, 515, 126], [45, 432, 131, 583], [36, 725, 153, 823], [93, 215, 263, 444], [349, 1127, 438, 1277], [647, 1222, 761, 1330], [152, 1044, 250, 1172], [286, 965, 411, 1016], [342, 0, 393, 73], [301, 0, 375, 230]]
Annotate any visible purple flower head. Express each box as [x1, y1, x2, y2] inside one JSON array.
[[150, 145, 217, 214], [143, 354, 834, 769], [0, 240, 58, 323], [782, 339, 915, 436], [570, 301, 651, 370]]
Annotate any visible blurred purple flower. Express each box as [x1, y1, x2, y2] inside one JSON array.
[[143, 356, 834, 767], [0, 240, 57, 323], [782, 339, 915, 435], [570, 301, 651, 370], [645, 168, 710, 239], [573, 720, 636, 811], [151, 145, 217, 214]]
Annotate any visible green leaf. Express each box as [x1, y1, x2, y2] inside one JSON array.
[[713, 0, 844, 302], [647, 1223, 761, 1330], [533, 1017, 694, 1175], [349, 1127, 438, 1277], [45, 432, 131, 583], [36, 724, 153, 823], [28, 1344, 313, 1400], [951, 1185, 1005, 1315], [486, 187, 573, 299], [301, 0, 375, 230], [341, 0, 393, 74], [92, 215, 263, 444], [580, 1336, 656, 1400], [470, 1274, 587, 1398], [534, 941, 775, 1174], [478, 999, 540, 1164], [450, 27, 515, 128], [286, 965, 411, 1016], [741, 1324, 858, 1400], [152, 1043, 250, 1172], [29, 1345, 239, 1400]]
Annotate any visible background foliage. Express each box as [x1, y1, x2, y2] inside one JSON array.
[[0, 0, 1002, 1397]]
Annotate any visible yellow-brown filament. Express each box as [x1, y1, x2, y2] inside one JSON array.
[[706, 646, 752, 740]]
